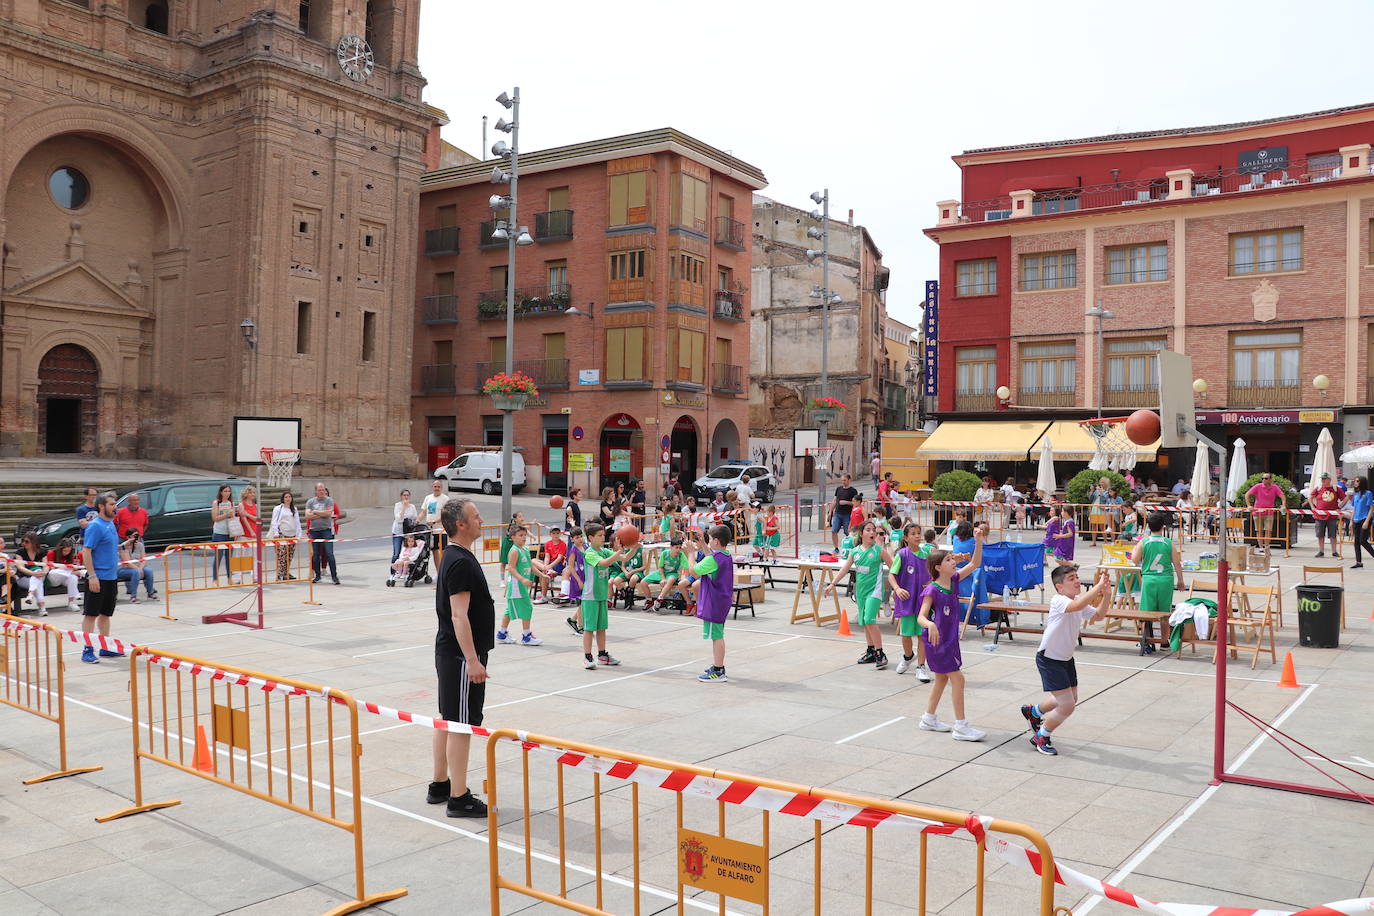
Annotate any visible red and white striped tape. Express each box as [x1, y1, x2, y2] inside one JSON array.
[[2, 616, 135, 657]]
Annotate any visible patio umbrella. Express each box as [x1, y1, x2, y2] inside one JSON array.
[[1340, 443, 1374, 466], [1226, 438, 1249, 502], [1190, 439, 1210, 504], [1308, 427, 1337, 493], [1036, 436, 1056, 498]]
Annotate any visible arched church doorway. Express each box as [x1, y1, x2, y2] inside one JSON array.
[[38, 344, 98, 454]]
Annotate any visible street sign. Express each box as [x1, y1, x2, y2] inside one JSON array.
[[922, 280, 939, 397]]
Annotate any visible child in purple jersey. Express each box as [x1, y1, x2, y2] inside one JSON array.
[[888, 524, 933, 682], [916, 531, 985, 741], [1044, 505, 1076, 564], [564, 528, 586, 636], [686, 524, 734, 683]]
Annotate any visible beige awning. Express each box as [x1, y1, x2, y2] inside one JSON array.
[[1031, 419, 1159, 461], [914, 420, 1051, 461]]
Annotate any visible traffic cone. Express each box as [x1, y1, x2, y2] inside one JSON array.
[[194, 724, 215, 773], [1277, 651, 1299, 689], [836, 611, 853, 637]]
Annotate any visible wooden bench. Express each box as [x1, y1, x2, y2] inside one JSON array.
[[975, 601, 1172, 652]]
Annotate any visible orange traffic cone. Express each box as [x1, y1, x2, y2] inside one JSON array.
[[836, 611, 853, 637], [194, 724, 215, 773], [1277, 651, 1299, 689]]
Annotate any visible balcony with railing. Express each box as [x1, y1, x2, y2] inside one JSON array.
[[713, 289, 744, 321], [946, 156, 1374, 225], [1104, 384, 1158, 409], [711, 362, 743, 394], [422, 294, 459, 324], [424, 226, 459, 256], [1018, 386, 1076, 408], [473, 358, 569, 391], [955, 390, 997, 412], [1228, 379, 1301, 408], [534, 209, 573, 240], [477, 284, 572, 319], [420, 363, 455, 394], [715, 216, 745, 250], [478, 221, 506, 249]]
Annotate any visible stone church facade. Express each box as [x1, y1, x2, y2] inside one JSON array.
[[0, 0, 435, 474]]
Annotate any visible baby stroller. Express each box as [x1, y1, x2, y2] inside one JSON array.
[[386, 520, 433, 587]]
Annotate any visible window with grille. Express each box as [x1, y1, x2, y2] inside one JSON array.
[[1229, 228, 1302, 275], [1231, 331, 1300, 386], [1020, 342, 1076, 393], [1105, 243, 1168, 284], [956, 259, 997, 296], [1020, 251, 1077, 291], [1106, 338, 1165, 391], [956, 346, 997, 394]]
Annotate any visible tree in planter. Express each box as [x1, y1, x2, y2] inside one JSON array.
[[932, 470, 980, 502], [1065, 469, 1129, 507]]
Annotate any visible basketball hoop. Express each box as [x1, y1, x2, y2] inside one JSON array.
[[260, 448, 300, 488], [1079, 417, 1139, 472], [806, 445, 837, 474]]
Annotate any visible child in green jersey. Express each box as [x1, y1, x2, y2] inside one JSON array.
[[824, 521, 893, 669], [496, 526, 548, 647], [1129, 512, 1183, 655], [580, 523, 630, 669], [642, 536, 687, 613]]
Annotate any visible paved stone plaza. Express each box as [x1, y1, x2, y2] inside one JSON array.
[[3, 498, 1373, 915]]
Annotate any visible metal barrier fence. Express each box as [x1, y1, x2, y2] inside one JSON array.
[[96, 647, 406, 916], [0, 612, 103, 785], [484, 728, 1059, 915], [161, 536, 319, 622]]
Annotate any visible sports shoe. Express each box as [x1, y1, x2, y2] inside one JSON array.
[[1030, 734, 1058, 756], [446, 791, 488, 819], [81, 647, 98, 664], [495, 630, 517, 644], [1315, 551, 1325, 558], [37, 604, 49, 617], [566, 616, 583, 635], [98, 648, 125, 659], [918, 715, 951, 733], [1021, 705, 1043, 733], [129, 596, 140, 604], [520, 632, 543, 646], [332, 577, 342, 586], [67, 598, 81, 611], [952, 723, 986, 742], [916, 664, 932, 684], [597, 651, 621, 667], [874, 651, 888, 671], [698, 667, 729, 683], [146, 592, 158, 601], [584, 655, 597, 670], [426, 779, 450, 804], [895, 655, 913, 675], [857, 646, 877, 665]]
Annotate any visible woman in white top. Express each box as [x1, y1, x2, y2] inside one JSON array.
[[391, 488, 417, 563], [268, 491, 304, 580], [210, 484, 236, 584]]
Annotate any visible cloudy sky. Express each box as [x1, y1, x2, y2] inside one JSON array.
[[419, 0, 1374, 326]]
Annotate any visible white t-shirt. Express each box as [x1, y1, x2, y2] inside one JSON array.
[[734, 480, 754, 504], [1002, 484, 1021, 504], [422, 492, 450, 530], [1038, 593, 1091, 662], [974, 487, 996, 504]]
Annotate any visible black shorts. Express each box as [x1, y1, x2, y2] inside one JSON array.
[[436, 651, 488, 727], [1035, 651, 1078, 692], [83, 579, 119, 617]]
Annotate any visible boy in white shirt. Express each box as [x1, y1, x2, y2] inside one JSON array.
[[1020, 564, 1111, 757]]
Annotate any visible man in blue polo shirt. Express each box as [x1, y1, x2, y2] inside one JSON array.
[[79, 491, 123, 664]]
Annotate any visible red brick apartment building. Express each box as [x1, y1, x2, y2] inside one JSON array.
[[922, 103, 1374, 481], [413, 130, 765, 493]]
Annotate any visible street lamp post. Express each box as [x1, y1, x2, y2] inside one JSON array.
[[489, 88, 532, 523], [806, 192, 842, 533], [1087, 301, 1116, 419]]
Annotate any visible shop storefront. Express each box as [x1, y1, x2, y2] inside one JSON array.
[[1193, 409, 1340, 483]]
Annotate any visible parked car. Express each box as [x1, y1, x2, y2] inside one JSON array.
[[434, 451, 527, 495], [15, 479, 253, 551], [691, 463, 775, 505]]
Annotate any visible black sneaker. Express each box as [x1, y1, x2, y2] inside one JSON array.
[[446, 791, 488, 818], [332, 577, 342, 586], [1030, 734, 1058, 756], [566, 616, 583, 635], [426, 779, 450, 805], [1021, 704, 1043, 732], [874, 651, 888, 671], [857, 647, 877, 664]]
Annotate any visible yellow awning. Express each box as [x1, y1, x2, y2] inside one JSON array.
[[914, 420, 1051, 461], [1032, 419, 1159, 461]]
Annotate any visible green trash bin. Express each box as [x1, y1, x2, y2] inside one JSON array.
[[1295, 584, 1340, 648]]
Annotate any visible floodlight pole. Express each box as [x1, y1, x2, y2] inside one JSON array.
[[500, 87, 521, 524], [817, 189, 830, 533]]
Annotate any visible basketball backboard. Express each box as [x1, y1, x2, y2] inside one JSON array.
[[793, 428, 819, 459], [1156, 351, 1194, 448], [232, 416, 301, 465]]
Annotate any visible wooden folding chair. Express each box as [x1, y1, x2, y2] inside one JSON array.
[[1088, 512, 1108, 546], [1301, 565, 1345, 631], [1213, 583, 1277, 670]]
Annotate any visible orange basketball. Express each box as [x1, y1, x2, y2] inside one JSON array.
[[615, 525, 641, 549], [549, 494, 564, 509], [1125, 409, 1161, 446]]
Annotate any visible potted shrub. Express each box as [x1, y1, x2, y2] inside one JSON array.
[[808, 396, 846, 424], [931, 469, 981, 527], [482, 371, 538, 411]]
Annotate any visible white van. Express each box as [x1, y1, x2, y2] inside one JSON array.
[[434, 451, 527, 495]]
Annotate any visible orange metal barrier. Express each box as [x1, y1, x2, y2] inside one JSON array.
[[0, 612, 103, 784], [484, 728, 1058, 916], [97, 647, 406, 916], [161, 536, 318, 621]]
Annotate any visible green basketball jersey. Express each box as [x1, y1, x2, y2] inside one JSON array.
[[851, 543, 882, 600], [1139, 535, 1174, 580], [659, 550, 683, 576], [505, 545, 531, 599]]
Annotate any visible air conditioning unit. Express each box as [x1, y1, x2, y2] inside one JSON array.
[[984, 209, 1012, 221]]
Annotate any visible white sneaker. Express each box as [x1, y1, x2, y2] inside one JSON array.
[[67, 598, 81, 611], [952, 723, 987, 742], [495, 630, 518, 644], [38, 604, 49, 617], [916, 664, 932, 684], [895, 656, 913, 675], [919, 715, 952, 733], [520, 632, 543, 646]]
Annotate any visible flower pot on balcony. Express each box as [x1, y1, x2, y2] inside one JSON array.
[[811, 406, 842, 424], [489, 393, 529, 411]]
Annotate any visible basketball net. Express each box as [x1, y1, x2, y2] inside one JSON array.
[[1081, 418, 1139, 472], [808, 446, 836, 474], [261, 448, 300, 488]]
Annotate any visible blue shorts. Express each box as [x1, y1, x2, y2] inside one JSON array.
[[831, 513, 850, 535], [1035, 651, 1078, 692]]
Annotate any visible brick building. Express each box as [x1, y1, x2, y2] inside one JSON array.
[[883, 316, 920, 431], [749, 197, 888, 489], [0, 0, 435, 473], [413, 129, 765, 494], [923, 103, 1374, 481]]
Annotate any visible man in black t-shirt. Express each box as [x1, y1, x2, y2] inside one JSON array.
[[426, 497, 495, 818], [830, 473, 860, 549]]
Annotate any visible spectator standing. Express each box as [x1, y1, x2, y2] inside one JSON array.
[[268, 491, 303, 580], [210, 484, 237, 585], [973, 476, 997, 525], [117, 528, 158, 602], [79, 491, 123, 663], [870, 452, 881, 487], [630, 478, 647, 531], [598, 487, 618, 527], [1350, 477, 1373, 568], [1245, 473, 1285, 559], [565, 486, 583, 529], [421, 480, 450, 534], [1307, 472, 1345, 559], [305, 482, 339, 585], [829, 473, 860, 549], [733, 472, 754, 508], [877, 472, 894, 507], [75, 487, 99, 535], [238, 485, 261, 584], [114, 492, 149, 539], [392, 488, 417, 563]]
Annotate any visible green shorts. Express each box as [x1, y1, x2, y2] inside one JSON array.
[[1138, 576, 1174, 614], [580, 599, 609, 632], [897, 615, 923, 637], [859, 594, 882, 626], [507, 597, 533, 621], [702, 620, 725, 640], [643, 570, 663, 585], [765, 533, 780, 548]]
